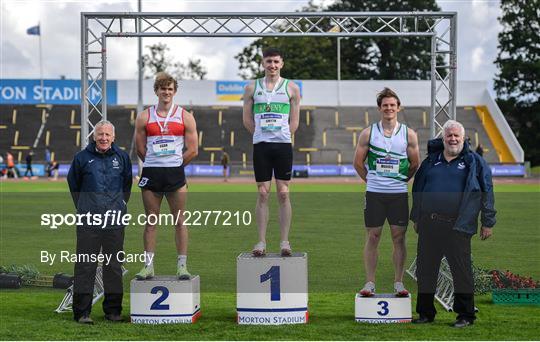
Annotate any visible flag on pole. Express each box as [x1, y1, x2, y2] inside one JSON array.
[[27, 25, 40, 35]]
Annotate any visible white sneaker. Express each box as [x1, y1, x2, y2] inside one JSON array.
[[360, 281, 375, 297], [252, 241, 266, 256], [135, 265, 154, 280], [394, 281, 409, 297], [280, 241, 292, 256]]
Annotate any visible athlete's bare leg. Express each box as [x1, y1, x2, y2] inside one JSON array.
[[223, 167, 228, 182], [165, 185, 188, 255], [141, 189, 164, 253], [390, 225, 407, 282], [256, 181, 271, 243], [275, 179, 291, 242], [364, 226, 383, 282]]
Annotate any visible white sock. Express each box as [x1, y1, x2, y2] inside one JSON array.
[[145, 251, 154, 267], [177, 255, 187, 268]]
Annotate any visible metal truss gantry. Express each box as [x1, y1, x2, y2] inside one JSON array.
[[81, 12, 457, 147], [406, 256, 479, 313], [55, 266, 128, 313]]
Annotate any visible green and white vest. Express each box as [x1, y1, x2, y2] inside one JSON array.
[[366, 121, 410, 193], [252, 78, 291, 144]]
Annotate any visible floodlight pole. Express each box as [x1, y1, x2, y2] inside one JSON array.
[[38, 22, 44, 104]]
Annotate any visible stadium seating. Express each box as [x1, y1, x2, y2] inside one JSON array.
[[0, 105, 45, 163], [0, 104, 498, 165]]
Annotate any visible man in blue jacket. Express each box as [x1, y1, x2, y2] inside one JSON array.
[[67, 120, 132, 324], [410, 120, 496, 328]]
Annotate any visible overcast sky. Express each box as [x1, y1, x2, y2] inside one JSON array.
[[1, 0, 502, 93]]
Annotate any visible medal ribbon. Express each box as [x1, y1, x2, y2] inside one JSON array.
[[152, 104, 176, 133], [379, 121, 399, 156]]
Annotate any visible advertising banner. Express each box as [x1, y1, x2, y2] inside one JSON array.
[[489, 163, 526, 177], [0, 79, 117, 105], [216, 80, 303, 102]]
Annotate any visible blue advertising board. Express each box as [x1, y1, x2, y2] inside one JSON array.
[[58, 164, 70, 177], [292, 165, 355, 177], [216, 80, 303, 101], [216, 81, 249, 101], [186, 164, 225, 177], [0, 79, 117, 105], [14, 164, 46, 177], [489, 163, 526, 177], [340, 165, 357, 176], [6, 163, 526, 178]]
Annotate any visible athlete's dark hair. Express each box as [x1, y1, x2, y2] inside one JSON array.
[[154, 72, 178, 92], [262, 47, 283, 59], [376, 87, 401, 107]]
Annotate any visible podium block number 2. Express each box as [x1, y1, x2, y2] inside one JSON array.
[[150, 286, 170, 310], [260, 266, 281, 301]]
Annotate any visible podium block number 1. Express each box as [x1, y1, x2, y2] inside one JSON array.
[[260, 266, 281, 301], [150, 286, 170, 310], [237, 253, 308, 325]]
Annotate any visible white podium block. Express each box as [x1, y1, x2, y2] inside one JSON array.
[[355, 293, 412, 323], [130, 275, 200, 324], [237, 252, 308, 325]]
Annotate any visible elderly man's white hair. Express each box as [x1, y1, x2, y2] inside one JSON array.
[[442, 120, 465, 137], [94, 120, 115, 135]]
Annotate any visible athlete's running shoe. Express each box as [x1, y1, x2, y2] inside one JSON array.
[[177, 265, 191, 280], [135, 265, 154, 280], [252, 242, 266, 257], [394, 281, 409, 297], [359, 281, 376, 297], [280, 241, 292, 256]]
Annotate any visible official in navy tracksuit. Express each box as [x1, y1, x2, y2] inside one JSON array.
[[67, 120, 132, 324], [410, 120, 496, 328]]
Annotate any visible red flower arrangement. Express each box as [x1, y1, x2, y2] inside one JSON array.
[[491, 270, 540, 290]]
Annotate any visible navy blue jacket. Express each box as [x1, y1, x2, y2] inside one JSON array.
[[410, 138, 496, 235], [67, 142, 132, 228]]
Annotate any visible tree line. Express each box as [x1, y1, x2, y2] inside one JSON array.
[[143, 0, 538, 165]]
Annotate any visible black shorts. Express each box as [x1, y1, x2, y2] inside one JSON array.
[[364, 191, 409, 228], [253, 142, 293, 182], [138, 166, 186, 193]]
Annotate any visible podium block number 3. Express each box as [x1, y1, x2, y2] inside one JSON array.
[[377, 301, 389, 316], [150, 286, 170, 310], [260, 266, 281, 301]]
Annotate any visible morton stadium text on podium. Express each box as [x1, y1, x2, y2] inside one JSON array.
[[130, 275, 200, 324], [237, 252, 308, 325]]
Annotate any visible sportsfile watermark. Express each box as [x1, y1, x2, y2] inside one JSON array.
[[40, 250, 151, 266], [40, 210, 252, 229]]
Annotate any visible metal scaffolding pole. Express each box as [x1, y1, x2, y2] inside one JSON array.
[[81, 11, 457, 147]]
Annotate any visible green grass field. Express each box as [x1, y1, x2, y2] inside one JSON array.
[[1, 180, 539, 340]]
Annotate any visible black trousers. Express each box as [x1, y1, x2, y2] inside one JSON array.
[[24, 164, 33, 176], [416, 214, 476, 322], [73, 226, 124, 320]]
